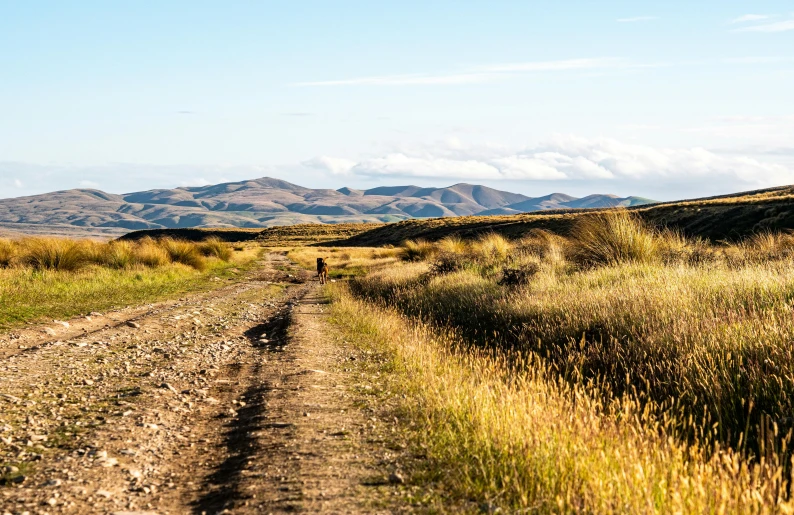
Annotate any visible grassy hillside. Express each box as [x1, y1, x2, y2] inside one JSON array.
[[122, 223, 380, 246], [336, 185, 794, 246], [320, 214, 794, 512]]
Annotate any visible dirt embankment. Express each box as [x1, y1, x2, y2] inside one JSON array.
[[1, 254, 415, 514]]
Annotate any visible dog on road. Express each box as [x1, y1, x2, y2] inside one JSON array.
[[317, 257, 329, 285]]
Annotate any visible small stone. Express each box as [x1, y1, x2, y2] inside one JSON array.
[[54, 320, 70, 328], [47, 498, 57, 506], [388, 472, 405, 484], [45, 479, 62, 487], [3, 465, 19, 474], [43, 328, 57, 336], [84, 379, 94, 386], [96, 489, 113, 499], [126, 321, 141, 329], [159, 383, 177, 394]]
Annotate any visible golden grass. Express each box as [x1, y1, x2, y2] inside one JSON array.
[[400, 239, 438, 262], [571, 210, 662, 265], [198, 237, 234, 261], [330, 285, 794, 513], [0, 236, 235, 272], [286, 246, 400, 278]]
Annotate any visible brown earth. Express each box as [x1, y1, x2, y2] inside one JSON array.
[[0, 254, 420, 514]]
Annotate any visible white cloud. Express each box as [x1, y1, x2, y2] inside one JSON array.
[[721, 56, 790, 64], [617, 16, 658, 23], [731, 14, 771, 24], [294, 72, 498, 87], [13, 179, 23, 188], [307, 135, 794, 188], [303, 156, 357, 175], [294, 58, 630, 87], [734, 18, 794, 32], [479, 57, 623, 73]]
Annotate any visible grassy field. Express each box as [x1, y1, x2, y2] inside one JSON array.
[[286, 245, 400, 279], [320, 211, 794, 512], [0, 237, 259, 330]]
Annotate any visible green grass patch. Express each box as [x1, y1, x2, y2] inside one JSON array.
[[0, 256, 258, 331]]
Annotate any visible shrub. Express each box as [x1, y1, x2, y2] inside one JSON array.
[[161, 238, 206, 270], [20, 238, 90, 271], [429, 252, 471, 275], [499, 262, 540, 286], [400, 239, 436, 262], [198, 237, 233, 261], [571, 210, 660, 266], [0, 239, 16, 268]]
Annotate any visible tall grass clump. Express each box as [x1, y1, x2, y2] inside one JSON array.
[[95, 240, 135, 269], [435, 235, 468, 255], [572, 210, 661, 265], [20, 238, 90, 271], [131, 237, 170, 268], [400, 239, 437, 262], [197, 237, 233, 261], [0, 238, 16, 268], [161, 238, 206, 270], [471, 232, 512, 264]]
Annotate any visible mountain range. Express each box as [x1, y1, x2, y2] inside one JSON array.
[[0, 177, 656, 236]]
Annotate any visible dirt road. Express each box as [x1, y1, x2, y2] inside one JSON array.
[[0, 254, 414, 514]]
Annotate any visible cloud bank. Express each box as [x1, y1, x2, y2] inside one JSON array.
[[305, 135, 794, 189]]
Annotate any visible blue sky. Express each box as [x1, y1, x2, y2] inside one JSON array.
[[1, 1, 793, 200]]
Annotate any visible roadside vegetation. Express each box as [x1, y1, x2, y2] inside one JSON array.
[[326, 210, 794, 512], [286, 246, 400, 279], [0, 237, 257, 329]]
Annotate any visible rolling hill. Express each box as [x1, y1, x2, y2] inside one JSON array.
[[0, 178, 655, 236]]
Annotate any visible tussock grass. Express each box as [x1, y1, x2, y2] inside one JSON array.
[[436, 235, 468, 255], [19, 238, 91, 271], [131, 238, 170, 268], [198, 237, 233, 261], [572, 210, 662, 265], [471, 232, 512, 264], [0, 238, 16, 268], [0, 236, 233, 271], [161, 238, 207, 270], [400, 239, 437, 262], [330, 286, 794, 512]]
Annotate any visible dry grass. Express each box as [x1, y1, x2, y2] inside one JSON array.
[[330, 286, 794, 513], [571, 210, 662, 265], [0, 236, 236, 272], [0, 238, 16, 268], [286, 246, 400, 278], [436, 235, 468, 255], [197, 237, 234, 261], [400, 239, 438, 262], [335, 217, 794, 507]]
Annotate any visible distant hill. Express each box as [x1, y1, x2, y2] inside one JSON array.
[[0, 177, 656, 236]]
